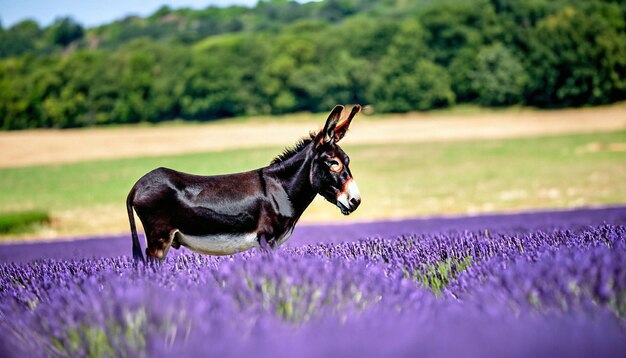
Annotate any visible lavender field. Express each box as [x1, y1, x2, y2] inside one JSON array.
[[1, 206, 625, 357]]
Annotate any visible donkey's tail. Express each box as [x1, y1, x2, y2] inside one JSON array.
[[127, 189, 145, 263]]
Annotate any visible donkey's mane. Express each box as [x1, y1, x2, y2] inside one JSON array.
[[271, 131, 317, 165]]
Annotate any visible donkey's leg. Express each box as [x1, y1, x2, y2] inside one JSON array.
[[258, 234, 274, 255], [145, 226, 177, 262], [256, 205, 276, 256], [162, 229, 180, 257]]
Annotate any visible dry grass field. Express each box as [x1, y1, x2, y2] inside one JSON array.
[[1, 105, 624, 168]]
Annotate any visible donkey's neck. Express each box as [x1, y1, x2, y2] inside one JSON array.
[[265, 146, 316, 215]]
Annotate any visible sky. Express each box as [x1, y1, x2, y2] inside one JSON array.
[[0, 0, 262, 28]]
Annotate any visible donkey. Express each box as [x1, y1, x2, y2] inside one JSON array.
[[126, 105, 362, 262]]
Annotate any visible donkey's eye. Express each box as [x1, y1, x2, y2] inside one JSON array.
[[326, 159, 342, 173]]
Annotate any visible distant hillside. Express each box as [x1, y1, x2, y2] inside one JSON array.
[[1, 0, 625, 129]]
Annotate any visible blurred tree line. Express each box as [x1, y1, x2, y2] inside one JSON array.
[[1, 0, 625, 129]]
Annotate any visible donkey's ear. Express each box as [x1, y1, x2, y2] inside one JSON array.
[[320, 105, 344, 145], [334, 104, 361, 143]]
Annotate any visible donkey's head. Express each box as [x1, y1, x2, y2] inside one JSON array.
[[311, 105, 362, 215]]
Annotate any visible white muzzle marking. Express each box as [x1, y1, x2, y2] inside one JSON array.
[[337, 178, 361, 212]]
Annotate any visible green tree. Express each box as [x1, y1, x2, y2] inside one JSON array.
[[0, 20, 41, 57], [371, 21, 455, 112], [182, 34, 267, 118], [317, 0, 357, 23], [48, 17, 84, 47], [324, 16, 400, 63], [181, 55, 243, 118], [448, 48, 480, 103], [374, 59, 455, 112], [0, 58, 32, 129], [525, 4, 626, 106], [488, 0, 554, 46], [259, 32, 317, 113], [111, 42, 159, 123], [470, 43, 528, 106], [1, 0, 626, 130], [288, 50, 372, 112], [421, 0, 502, 66]]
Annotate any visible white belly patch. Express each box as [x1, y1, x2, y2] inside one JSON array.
[[176, 230, 259, 255]]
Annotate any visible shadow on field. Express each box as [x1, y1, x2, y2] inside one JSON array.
[[1, 206, 625, 264]]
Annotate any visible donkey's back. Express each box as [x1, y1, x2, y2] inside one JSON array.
[[131, 167, 263, 212], [127, 167, 268, 260]]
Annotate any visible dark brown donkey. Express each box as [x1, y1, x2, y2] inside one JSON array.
[[127, 105, 362, 262]]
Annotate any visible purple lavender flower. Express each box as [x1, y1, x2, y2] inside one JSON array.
[[0, 208, 625, 357]]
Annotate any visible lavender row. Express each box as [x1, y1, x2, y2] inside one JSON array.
[[1, 224, 625, 357], [2, 206, 625, 263]]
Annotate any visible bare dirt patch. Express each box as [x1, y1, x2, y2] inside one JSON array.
[[1, 105, 624, 168]]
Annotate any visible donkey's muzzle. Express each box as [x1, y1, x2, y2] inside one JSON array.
[[336, 178, 361, 215]]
